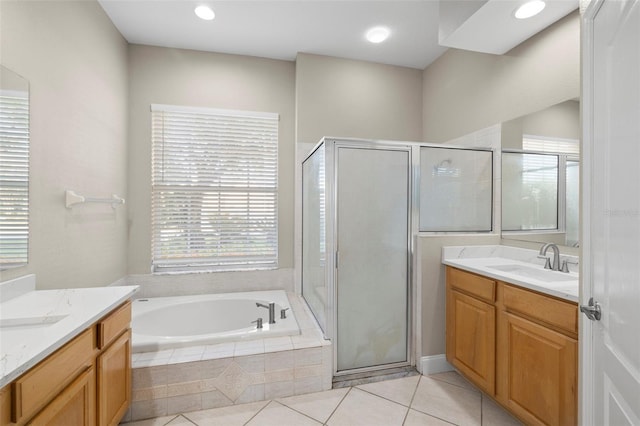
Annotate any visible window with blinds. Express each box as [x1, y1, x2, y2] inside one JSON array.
[[502, 152, 558, 231], [0, 91, 30, 268], [523, 135, 580, 155], [151, 104, 278, 273]]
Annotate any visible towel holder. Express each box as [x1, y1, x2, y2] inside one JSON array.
[[65, 190, 125, 209]]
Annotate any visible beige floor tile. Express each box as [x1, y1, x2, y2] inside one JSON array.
[[327, 388, 408, 426], [411, 377, 481, 426], [481, 395, 523, 426], [357, 375, 420, 406], [403, 409, 455, 426], [277, 387, 349, 423], [120, 414, 179, 426], [182, 401, 269, 426], [428, 371, 479, 393], [246, 401, 321, 426]]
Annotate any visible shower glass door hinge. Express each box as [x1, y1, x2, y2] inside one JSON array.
[[580, 297, 602, 321]]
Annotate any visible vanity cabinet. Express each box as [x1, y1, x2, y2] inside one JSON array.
[[97, 330, 131, 426], [446, 266, 578, 426], [27, 366, 96, 426], [497, 283, 578, 426], [445, 267, 496, 395], [0, 301, 132, 426], [96, 302, 132, 426]]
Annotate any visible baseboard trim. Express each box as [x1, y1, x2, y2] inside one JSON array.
[[419, 354, 453, 375]]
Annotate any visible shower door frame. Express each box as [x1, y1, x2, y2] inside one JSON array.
[[329, 139, 414, 377]]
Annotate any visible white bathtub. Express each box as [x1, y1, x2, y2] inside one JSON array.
[[131, 290, 299, 353]]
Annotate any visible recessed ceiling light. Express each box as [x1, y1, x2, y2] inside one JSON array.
[[195, 5, 215, 21], [366, 27, 390, 44], [514, 0, 546, 19]]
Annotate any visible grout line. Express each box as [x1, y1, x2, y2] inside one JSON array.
[[356, 387, 413, 409], [159, 414, 180, 426], [427, 372, 479, 393], [176, 414, 198, 426], [408, 377, 459, 426], [407, 406, 458, 426], [243, 399, 274, 425], [354, 374, 422, 410], [401, 374, 423, 425], [407, 374, 422, 408], [274, 400, 326, 425], [401, 406, 411, 426], [323, 386, 352, 425]]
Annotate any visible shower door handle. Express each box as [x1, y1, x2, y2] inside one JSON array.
[[335, 251, 339, 269]]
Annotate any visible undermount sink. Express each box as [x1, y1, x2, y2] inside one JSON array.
[[488, 264, 577, 282], [0, 314, 68, 329]]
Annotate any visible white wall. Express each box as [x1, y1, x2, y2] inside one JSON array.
[[502, 100, 580, 149], [126, 45, 296, 276], [295, 53, 423, 145], [0, 0, 129, 289], [422, 11, 580, 144]]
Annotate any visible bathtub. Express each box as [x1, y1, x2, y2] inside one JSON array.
[[131, 290, 299, 353]]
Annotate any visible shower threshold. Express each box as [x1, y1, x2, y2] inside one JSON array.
[[332, 366, 418, 388]]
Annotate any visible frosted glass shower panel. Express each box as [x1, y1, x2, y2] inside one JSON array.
[[419, 147, 492, 232], [336, 147, 409, 372], [302, 143, 327, 333], [502, 152, 558, 231]]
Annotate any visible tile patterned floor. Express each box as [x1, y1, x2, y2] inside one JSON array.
[[122, 372, 522, 426]]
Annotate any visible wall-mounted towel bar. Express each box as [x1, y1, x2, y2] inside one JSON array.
[[65, 190, 125, 209]]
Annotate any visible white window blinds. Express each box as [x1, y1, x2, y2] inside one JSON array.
[[0, 91, 29, 268], [523, 135, 580, 155], [151, 104, 278, 273]]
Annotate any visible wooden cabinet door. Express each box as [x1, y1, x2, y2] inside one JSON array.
[[446, 289, 495, 394], [97, 329, 131, 426], [498, 312, 577, 426], [27, 367, 95, 426]]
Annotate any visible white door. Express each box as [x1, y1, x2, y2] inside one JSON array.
[[582, 0, 640, 424]]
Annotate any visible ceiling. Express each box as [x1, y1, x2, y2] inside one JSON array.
[[98, 0, 577, 71]]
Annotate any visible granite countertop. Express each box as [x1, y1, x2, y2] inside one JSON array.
[[0, 280, 138, 388], [442, 245, 579, 303]]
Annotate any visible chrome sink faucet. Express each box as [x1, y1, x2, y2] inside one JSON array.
[[539, 243, 561, 272], [256, 302, 276, 324]]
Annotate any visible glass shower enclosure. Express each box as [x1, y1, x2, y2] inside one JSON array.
[[302, 138, 412, 375], [302, 137, 494, 377]]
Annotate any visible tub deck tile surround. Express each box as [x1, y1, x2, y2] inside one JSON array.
[[125, 293, 331, 422]]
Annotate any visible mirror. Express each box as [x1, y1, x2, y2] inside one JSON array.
[[0, 65, 30, 269], [500, 100, 580, 248]]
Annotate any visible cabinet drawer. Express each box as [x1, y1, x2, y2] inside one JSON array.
[[13, 328, 95, 423], [502, 284, 578, 336], [98, 301, 131, 349], [447, 267, 496, 302]]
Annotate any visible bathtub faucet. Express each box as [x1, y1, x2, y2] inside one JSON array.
[[256, 302, 276, 324]]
